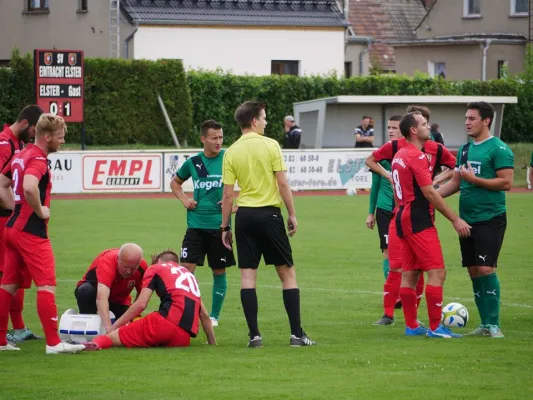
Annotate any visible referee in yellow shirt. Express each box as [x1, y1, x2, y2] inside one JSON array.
[[220, 101, 315, 348]]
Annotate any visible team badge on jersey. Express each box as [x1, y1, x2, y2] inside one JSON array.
[[68, 53, 77, 66], [44, 53, 53, 66], [128, 280, 135, 290]]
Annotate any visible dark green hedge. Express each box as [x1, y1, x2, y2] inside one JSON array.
[[1, 50, 193, 146], [0, 49, 529, 145], [187, 70, 523, 144]]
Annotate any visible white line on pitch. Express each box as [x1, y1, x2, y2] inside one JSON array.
[[55, 279, 533, 310]]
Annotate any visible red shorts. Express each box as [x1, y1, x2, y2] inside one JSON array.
[[0, 216, 10, 273], [1, 228, 56, 289], [399, 227, 445, 272], [388, 216, 403, 270], [118, 312, 191, 348]]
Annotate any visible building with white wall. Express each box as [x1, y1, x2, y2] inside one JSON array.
[[122, 0, 349, 77]]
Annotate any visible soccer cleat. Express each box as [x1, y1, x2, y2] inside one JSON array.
[[373, 315, 395, 326], [488, 325, 504, 338], [465, 325, 490, 336], [247, 335, 263, 348], [426, 324, 462, 339], [405, 326, 428, 336], [290, 331, 316, 347], [0, 343, 20, 351], [210, 317, 219, 327], [45, 341, 86, 354], [10, 328, 42, 342], [6, 332, 16, 343]]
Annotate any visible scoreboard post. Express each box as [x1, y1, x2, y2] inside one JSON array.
[[34, 49, 86, 148]]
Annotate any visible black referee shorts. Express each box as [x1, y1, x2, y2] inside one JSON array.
[[235, 206, 294, 269]]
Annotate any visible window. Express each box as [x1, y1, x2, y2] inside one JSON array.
[[464, 0, 480, 16], [498, 60, 508, 79], [428, 61, 446, 78], [511, 0, 529, 15], [28, 0, 49, 10], [78, 0, 88, 11], [344, 62, 352, 78], [271, 60, 299, 76]]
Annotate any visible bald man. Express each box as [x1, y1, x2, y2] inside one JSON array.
[[75, 244, 148, 332]]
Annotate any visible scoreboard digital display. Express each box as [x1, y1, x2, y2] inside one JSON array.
[[34, 49, 84, 123]]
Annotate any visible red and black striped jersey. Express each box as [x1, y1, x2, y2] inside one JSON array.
[[373, 138, 456, 179], [2, 144, 51, 239], [142, 262, 202, 338], [0, 125, 24, 218], [391, 143, 435, 237]]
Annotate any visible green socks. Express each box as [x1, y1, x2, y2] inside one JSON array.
[[481, 273, 501, 327], [210, 272, 227, 320], [382, 259, 390, 280], [472, 273, 501, 327], [471, 276, 487, 325]]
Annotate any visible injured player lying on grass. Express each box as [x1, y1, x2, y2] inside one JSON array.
[[83, 250, 217, 350]]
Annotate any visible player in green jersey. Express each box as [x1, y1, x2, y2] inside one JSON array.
[[366, 115, 402, 280], [438, 102, 514, 338], [170, 120, 236, 327]]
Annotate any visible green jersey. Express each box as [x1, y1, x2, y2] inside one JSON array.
[[368, 160, 394, 213], [530, 152, 533, 167], [456, 136, 514, 224], [176, 150, 225, 229]]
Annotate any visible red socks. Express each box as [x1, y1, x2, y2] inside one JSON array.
[[425, 285, 443, 331], [9, 289, 25, 330], [383, 271, 402, 318], [400, 287, 418, 329], [0, 288, 13, 346], [416, 273, 425, 308], [37, 290, 61, 347], [93, 335, 113, 349]]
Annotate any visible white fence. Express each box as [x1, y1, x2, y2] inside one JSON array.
[[48, 149, 375, 194]]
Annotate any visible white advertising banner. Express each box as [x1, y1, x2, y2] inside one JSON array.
[[283, 150, 373, 190], [162, 149, 373, 193], [48, 152, 82, 194], [47, 149, 374, 194], [81, 153, 162, 192], [162, 151, 199, 193]]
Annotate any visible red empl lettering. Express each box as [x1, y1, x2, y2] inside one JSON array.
[[109, 160, 127, 177], [91, 158, 154, 185], [92, 160, 106, 185], [127, 160, 153, 184]]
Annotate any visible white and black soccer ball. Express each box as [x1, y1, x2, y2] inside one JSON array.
[[441, 302, 469, 328], [345, 188, 357, 196]]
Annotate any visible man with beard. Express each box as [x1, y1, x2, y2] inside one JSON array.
[[0, 105, 43, 343], [438, 102, 514, 338], [0, 113, 85, 353]]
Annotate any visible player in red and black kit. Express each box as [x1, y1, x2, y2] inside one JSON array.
[[391, 112, 470, 338], [85, 250, 216, 350], [366, 105, 456, 326], [75, 244, 148, 333], [0, 113, 85, 353], [0, 105, 43, 343]]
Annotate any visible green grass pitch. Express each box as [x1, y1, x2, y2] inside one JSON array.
[[1, 193, 532, 400]]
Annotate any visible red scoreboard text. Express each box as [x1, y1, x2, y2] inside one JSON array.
[[34, 49, 84, 123]]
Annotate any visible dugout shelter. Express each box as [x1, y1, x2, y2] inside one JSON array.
[[292, 95, 518, 149]]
